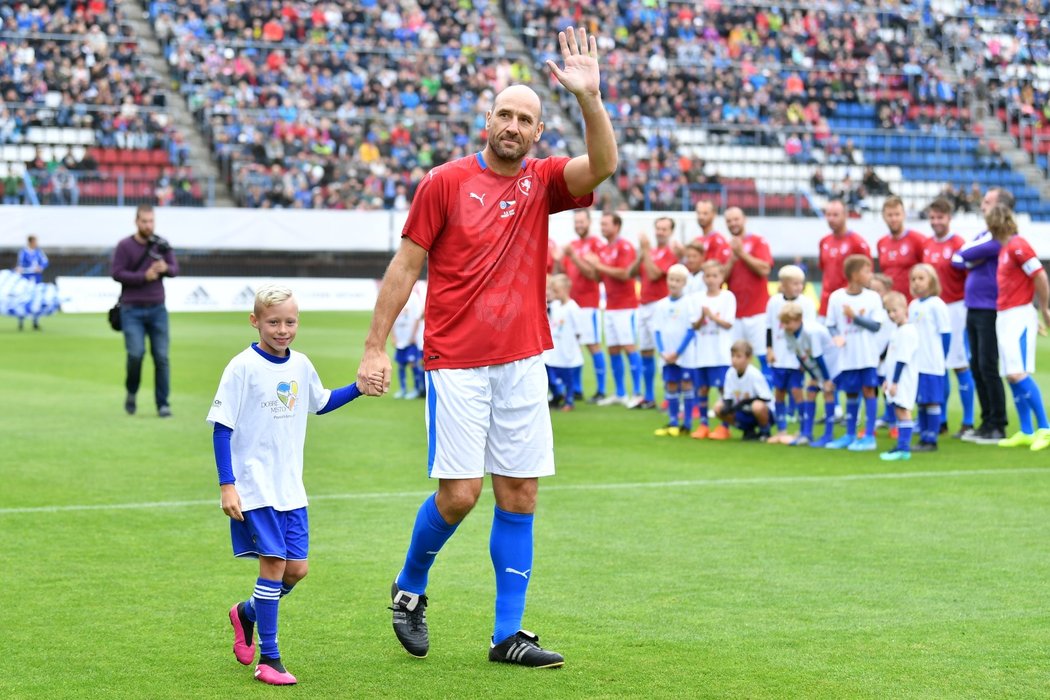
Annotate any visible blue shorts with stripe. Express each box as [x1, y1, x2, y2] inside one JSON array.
[[770, 367, 804, 391], [395, 345, 420, 365], [662, 364, 691, 384], [834, 367, 879, 394], [231, 506, 309, 561], [916, 372, 946, 405], [693, 366, 728, 389]]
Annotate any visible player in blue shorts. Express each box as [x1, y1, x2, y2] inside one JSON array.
[[208, 284, 371, 685], [652, 264, 697, 436], [690, 260, 736, 440], [765, 265, 815, 442], [880, 292, 920, 460], [907, 264, 951, 451], [714, 340, 773, 441], [780, 302, 838, 446], [826, 255, 886, 451]]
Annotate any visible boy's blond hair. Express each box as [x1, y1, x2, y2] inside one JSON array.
[[883, 290, 907, 311], [777, 265, 805, 282], [730, 339, 753, 357], [254, 283, 295, 315], [778, 301, 804, 323], [551, 273, 571, 289], [843, 254, 872, 281], [701, 259, 724, 275], [869, 272, 893, 293], [667, 263, 689, 279], [909, 262, 942, 297]]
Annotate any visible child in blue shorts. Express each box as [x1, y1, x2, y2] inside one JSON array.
[[208, 283, 374, 685]]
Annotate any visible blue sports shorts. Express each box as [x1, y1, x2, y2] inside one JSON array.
[[231, 506, 309, 561], [395, 345, 420, 365], [662, 364, 689, 384], [834, 368, 879, 394], [916, 372, 947, 405], [770, 367, 804, 391], [693, 366, 728, 389]]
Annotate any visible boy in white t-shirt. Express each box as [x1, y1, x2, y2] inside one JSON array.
[[690, 260, 737, 440], [825, 255, 886, 451], [652, 264, 698, 436], [391, 292, 424, 399], [868, 273, 897, 435], [208, 284, 374, 686], [543, 274, 584, 411], [880, 291, 920, 461], [765, 265, 816, 442], [714, 340, 773, 441]]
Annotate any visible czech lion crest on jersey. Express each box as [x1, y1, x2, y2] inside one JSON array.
[[517, 175, 532, 196]]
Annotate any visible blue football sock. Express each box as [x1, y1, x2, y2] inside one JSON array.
[[252, 577, 283, 659], [397, 494, 459, 594], [957, 369, 975, 426], [558, 368, 575, 406], [1008, 381, 1034, 434], [801, 399, 815, 439], [591, 352, 607, 395], [666, 392, 680, 427], [926, 405, 942, 444], [243, 595, 257, 622], [627, 351, 643, 396], [845, 396, 859, 438], [397, 363, 407, 392], [280, 583, 295, 598], [917, 407, 929, 443], [609, 353, 625, 398], [758, 355, 772, 384], [572, 366, 583, 396], [864, 395, 878, 436], [824, 396, 836, 438], [414, 365, 425, 393], [490, 507, 534, 645], [698, 393, 709, 427], [788, 392, 798, 420], [775, 399, 787, 431], [642, 355, 656, 402], [897, 419, 914, 451], [940, 373, 950, 428], [1020, 376, 1049, 430]]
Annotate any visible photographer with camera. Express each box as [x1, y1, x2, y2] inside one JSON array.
[[110, 204, 180, 417]]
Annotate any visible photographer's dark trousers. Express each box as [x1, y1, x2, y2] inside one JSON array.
[[121, 303, 171, 409], [966, 307, 1006, 431]]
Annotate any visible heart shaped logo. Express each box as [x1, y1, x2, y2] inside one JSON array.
[[277, 380, 299, 410]]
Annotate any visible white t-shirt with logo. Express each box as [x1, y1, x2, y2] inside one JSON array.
[[392, 293, 423, 349], [207, 346, 331, 512]]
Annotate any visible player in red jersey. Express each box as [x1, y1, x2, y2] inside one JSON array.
[[876, 196, 925, 300], [631, 216, 680, 409], [818, 199, 871, 317], [922, 197, 974, 436], [586, 211, 643, 407], [560, 208, 607, 402], [986, 204, 1050, 451], [693, 199, 731, 267], [356, 26, 617, 668], [724, 207, 773, 378]]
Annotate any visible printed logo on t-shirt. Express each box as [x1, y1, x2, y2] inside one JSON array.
[[277, 380, 299, 410]]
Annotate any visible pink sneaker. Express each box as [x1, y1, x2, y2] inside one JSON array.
[[229, 603, 255, 665], [255, 661, 297, 686]]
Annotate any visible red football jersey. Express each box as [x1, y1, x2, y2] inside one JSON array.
[[726, 233, 772, 317], [598, 237, 639, 310], [564, 236, 604, 308], [639, 245, 680, 304], [997, 236, 1044, 311], [818, 231, 871, 315], [694, 230, 732, 266], [402, 153, 593, 369], [877, 229, 926, 300], [546, 240, 557, 275], [922, 234, 966, 304]]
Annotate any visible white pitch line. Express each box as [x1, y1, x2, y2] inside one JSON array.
[[0, 467, 1047, 516]]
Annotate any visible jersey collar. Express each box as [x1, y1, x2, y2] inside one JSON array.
[[475, 151, 528, 171]]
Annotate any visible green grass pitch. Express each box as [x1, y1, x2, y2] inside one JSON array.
[[2, 311, 1049, 698]]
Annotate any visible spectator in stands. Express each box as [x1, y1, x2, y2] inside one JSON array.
[[862, 166, 892, 196], [810, 168, 830, 196], [3, 171, 23, 205], [49, 167, 78, 206]]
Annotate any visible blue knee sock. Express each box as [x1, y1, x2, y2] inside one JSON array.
[[642, 355, 656, 402], [591, 352, 607, 395], [1019, 376, 1049, 430], [280, 583, 295, 598], [414, 365, 425, 393], [823, 396, 836, 438], [252, 577, 283, 658], [917, 407, 929, 443], [572, 366, 583, 396], [666, 392, 680, 427], [555, 368, 574, 406], [681, 391, 694, 431], [397, 363, 407, 392], [788, 392, 798, 420], [801, 399, 814, 439], [940, 373, 950, 428], [845, 396, 859, 437], [926, 405, 942, 444], [864, 395, 878, 436], [627, 351, 643, 396], [244, 595, 257, 622], [758, 355, 772, 384], [897, 420, 914, 451], [490, 507, 534, 645], [775, 399, 787, 431], [698, 393, 709, 426], [957, 369, 975, 426], [397, 494, 459, 594], [609, 353, 625, 398], [1008, 381, 1035, 434]]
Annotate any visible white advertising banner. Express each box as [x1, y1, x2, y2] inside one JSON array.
[[57, 276, 379, 313]]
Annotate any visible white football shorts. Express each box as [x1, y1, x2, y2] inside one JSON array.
[[733, 314, 767, 357], [425, 355, 555, 480], [996, 304, 1037, 376], [575, 306, 600, 346], [636, 301, 659, 351], [603, 308, 637, 347], [946, 300, 969, 369]]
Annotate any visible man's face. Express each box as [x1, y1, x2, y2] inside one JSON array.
[[573, 211, 590, 237], [136, 212, 155, 237], [980, 190, 998, 216], [725, 209, 745, 237], [695, 201, 715, 231], [654, 219, 673, 246], [600, 214, 619, 241], [882, 204, 904, 233], [486, 92, 543, 162], [929, 209, 951, 238], [825, 201, 845, 232]]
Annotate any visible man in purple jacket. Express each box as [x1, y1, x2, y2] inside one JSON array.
[[952, 188, 1011, 444], [110, 204, 180, 417]]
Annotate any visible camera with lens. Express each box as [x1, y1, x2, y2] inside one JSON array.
[[148, 235, 172, 259]]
